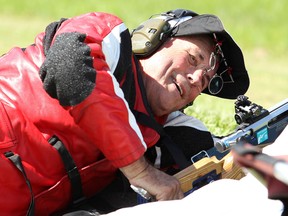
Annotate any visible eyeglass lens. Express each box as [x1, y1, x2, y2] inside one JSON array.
[[208, 75, 223, 95], [209, 53, 217, 71]]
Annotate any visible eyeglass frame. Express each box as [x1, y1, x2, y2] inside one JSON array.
[[204, 33, 234, 95]]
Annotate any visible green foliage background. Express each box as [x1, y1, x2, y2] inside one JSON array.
[[0, 0, 287, 136]]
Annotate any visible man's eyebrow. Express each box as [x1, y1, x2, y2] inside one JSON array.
[[199, 53, 205, 61], [188, 48, 205, 62], [196, 52, 205, 62]]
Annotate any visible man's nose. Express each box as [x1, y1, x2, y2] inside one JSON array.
[[187, 69, 205, 86]]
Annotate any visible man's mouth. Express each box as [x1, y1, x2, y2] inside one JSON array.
[[173, 80, 183, 96]]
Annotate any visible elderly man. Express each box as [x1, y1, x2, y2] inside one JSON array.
[[0, 9, 248, 215]]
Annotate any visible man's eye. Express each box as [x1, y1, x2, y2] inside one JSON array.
[[189, 55, 197, 66]]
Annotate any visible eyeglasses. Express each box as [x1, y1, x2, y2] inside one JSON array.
[[204, 52, 218, 75], [206, 33, 234, 95]]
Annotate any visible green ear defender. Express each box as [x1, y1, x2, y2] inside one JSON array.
[[131, 10, 200, 57], [131, 16, 172, 57]]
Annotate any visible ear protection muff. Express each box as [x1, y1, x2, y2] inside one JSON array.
[[131, 15, 173, 57], [131, 9, 199, 57]]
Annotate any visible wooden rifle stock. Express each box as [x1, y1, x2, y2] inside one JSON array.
[[174, 152, 246, 194]]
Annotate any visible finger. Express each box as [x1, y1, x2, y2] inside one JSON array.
[[178, 190, 185, 199]]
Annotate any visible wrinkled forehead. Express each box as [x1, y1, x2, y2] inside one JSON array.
[[171, 34, 216, 56]]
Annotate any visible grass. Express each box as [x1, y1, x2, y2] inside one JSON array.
[[1, 0, 287, 136]]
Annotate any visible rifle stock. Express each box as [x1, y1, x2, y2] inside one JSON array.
[[174, 152, 246, 194]]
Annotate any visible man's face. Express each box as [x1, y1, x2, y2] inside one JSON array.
[[140, 35, 217, 116]]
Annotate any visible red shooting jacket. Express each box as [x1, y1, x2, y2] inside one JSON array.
[[0, 12, 165, 215]]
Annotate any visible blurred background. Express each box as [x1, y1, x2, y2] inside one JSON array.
[[0, 0, 287, 135]]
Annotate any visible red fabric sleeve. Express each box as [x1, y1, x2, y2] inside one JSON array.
[[53, 12, 147, 168]]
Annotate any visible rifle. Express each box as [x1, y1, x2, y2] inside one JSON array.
[[216, 95, 288, 152], [174, 95, 288, 194]]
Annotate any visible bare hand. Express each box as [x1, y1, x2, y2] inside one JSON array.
[[120, 156, 184, 201]]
